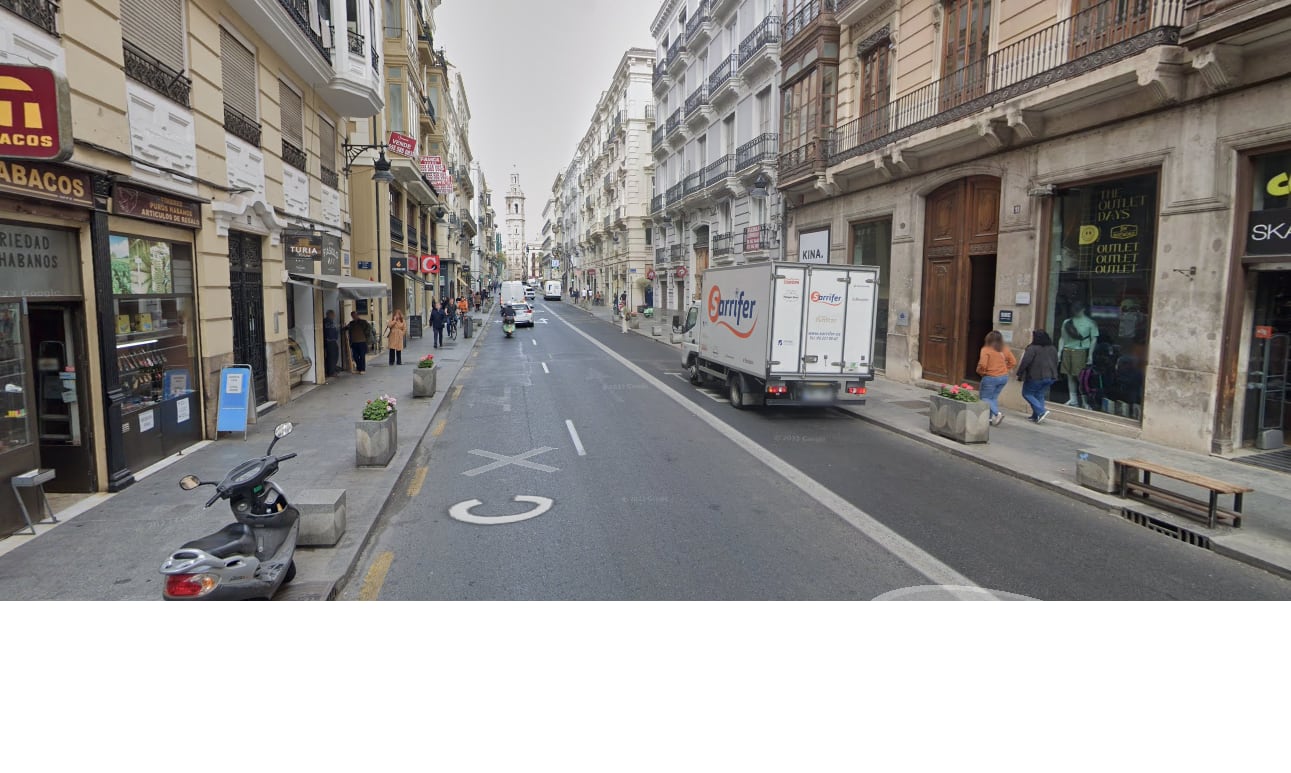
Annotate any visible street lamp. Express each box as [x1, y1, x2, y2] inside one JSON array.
[[342, 141, 395, 183]]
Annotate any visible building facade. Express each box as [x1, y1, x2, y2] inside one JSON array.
[[651, 0, 785, 323], [777, 0, 1291, 456], [553, 48, 658, 309], [0, 0, 384, 531]]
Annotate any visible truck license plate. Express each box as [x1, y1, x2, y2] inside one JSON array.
[[804, 386, 834, 403]]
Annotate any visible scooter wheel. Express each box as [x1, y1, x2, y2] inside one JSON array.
[[283, 560, 297, 584]]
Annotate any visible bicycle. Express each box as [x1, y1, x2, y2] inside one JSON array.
[[447, 315, 458, 340]]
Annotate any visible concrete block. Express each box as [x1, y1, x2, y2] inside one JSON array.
[[356, 413, 397, 467], [928, 394, 990, 444], [296, 489, 347, 547], [1076, 449, 1119, 494], [413, 366, 437, 398], [651, 326, 664, 336]]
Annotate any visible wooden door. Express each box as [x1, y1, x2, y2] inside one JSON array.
[[940, 0, 993, 110], [919, 177, 1001, 384], [1070, 0, 1153, 60]]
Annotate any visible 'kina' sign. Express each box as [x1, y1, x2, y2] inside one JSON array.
[[0, 64, 73, 162], [387, 131, 417, 157], [421, 254, 440, 274]]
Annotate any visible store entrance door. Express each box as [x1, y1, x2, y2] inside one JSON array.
[[965, 253, 998, 382], [1243, 269, 1291, 448], [229, 232, 268, 405], [28, 303, 94, 492]]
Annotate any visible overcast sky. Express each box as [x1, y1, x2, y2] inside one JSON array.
[[435, 0, 658, 242]]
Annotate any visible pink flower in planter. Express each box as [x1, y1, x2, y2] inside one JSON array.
[[950, 386, 960, 395]]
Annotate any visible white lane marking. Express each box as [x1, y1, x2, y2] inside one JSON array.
[[462, 447, 560, 477], [542, 362, 550, 374], [565, 420, 587, 456], [537, 319, 550, 324], [532, 338, 538, 345], [542, 306, 989, 598], [449, 496, 553, 525]]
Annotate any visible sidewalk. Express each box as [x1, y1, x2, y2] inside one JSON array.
[[0, 308, 492, 600], [566, 298, 1291, 579]]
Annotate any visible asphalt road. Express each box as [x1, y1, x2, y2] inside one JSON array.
[[342, 303, 1291, 600]]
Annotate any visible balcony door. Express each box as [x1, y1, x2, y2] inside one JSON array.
[[1069, 0, 1153, 60], [940, 0, 993, 110]]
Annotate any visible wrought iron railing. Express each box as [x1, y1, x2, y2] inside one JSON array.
[[685, 85, 709, 117], [666, 109, 683, 136], [277, 0, 331, 62], [738, 16, 780, 67], [371, 46, 380, 71], [407, 224, 417, 244], [604, 172, 613, 190], [391, 215, 405, 242], [704, 155, 733, 187], [347, 29, 364, 54], [282, 140, 307, 172], [685, 0, 710, 41], [742, 225, 780, 252], [830, 0, 1184, 165], [736, 133, 778, 170], [421, 235, 429, 251], [784, 0, 835, 42], [684, 171, 704, 197], [653, 57, 668, 85], [122, 41, 192, 107], [669, 244, 687, 262], [321, 166, 339, 189], [709, 54, 737, 93], [1, 0, 58, 36], [651, 193, 665, 214], [712, 231, 734, 256], [667, 182, 685, 203], [667, 36, 683, 65], [224, 104, 262, 146]]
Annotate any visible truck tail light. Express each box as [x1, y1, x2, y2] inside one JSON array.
[[766, 384, 788, 396], [846, 385, 867, 395]]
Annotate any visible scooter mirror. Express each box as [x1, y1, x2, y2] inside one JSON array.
[[274, 422, 294, 438], [179, 475, 201, 491]]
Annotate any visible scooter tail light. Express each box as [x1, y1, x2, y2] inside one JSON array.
[[165, 573, 219, 597]]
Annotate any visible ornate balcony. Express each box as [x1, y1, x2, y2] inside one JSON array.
[[711, 231, 734, 257], [704, 154, 734, 188], [653, 57, 670, 92], [652, 125, 667, 156], [735, 133, 778, 172], [829, 0, 1185, 167], [224, 104, 262, 147], [391, 215, 405, 243], [683, 171, 704, 198], [666, 37, 688, 75], [122, 41, 192, 107], [665, 108, 683, 138], [651, 193, 665, 214], [685, 0, 712, 49], [742, 225, 780, 255], [1, 0, 58, 36], [321, 166, 339, 189], [708, 54, 741, 108], [348, 29, 364, 54], [655, 247, 667, 266], [281, 140, 307, 172], [669, 244, 687, 264], [738, 15, 780, 77], [684, 85, 708, 118], [666, 182, 685, 208], [778, 140, 826, 190], [784, 0, 835, 45]]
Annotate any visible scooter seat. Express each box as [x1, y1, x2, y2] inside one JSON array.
[[182, 523, 257, 559]]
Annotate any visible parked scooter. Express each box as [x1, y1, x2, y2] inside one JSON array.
[[160, 422, 300, 600], [502, 305, 516, 338]]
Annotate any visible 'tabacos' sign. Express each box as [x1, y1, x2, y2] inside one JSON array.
[[707, 284, 758, 339]]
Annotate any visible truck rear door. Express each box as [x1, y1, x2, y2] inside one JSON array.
[[801, 267, 851, 375], [840, 267, 879, 377], [769, 265, 806, 376]]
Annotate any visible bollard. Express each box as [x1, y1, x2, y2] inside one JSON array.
[[463, 316, 473, 338]]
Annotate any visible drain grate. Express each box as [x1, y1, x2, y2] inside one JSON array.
[[1233, 447, 1291, 474], [1119, 508, 1212, 550]]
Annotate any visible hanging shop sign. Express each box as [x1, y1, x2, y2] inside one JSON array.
[[798, 229, 830, 264], [111, 184, 202, 229], [0, 223, 81, 298], [387, 132, 417, 157], [390, 254, 408, 272], [321, 234, 341, 276], [283, 230, 322, 274], [421, 254, 439, 274], [0, 64, 73, 162], [1247, 208, 1291, 256], [0, 158, 91, 207]]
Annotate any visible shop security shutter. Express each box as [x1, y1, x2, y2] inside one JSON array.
[[120, 0, 186, 74], [279, 80, 304, 147], [220, 29, 258, 120]]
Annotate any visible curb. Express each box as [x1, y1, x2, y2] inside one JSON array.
[[316, 307, 495, 601], [840, 406, 1291, 580]]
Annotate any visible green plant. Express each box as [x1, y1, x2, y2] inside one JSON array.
[[939, 383, 980, 403], [417, 354, 436, 369], [362, 393, 397, 421]]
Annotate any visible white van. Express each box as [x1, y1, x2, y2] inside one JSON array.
[[543, 280, 562, 301]]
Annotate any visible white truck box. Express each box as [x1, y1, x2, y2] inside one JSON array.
[[500, 281, 526, 307]]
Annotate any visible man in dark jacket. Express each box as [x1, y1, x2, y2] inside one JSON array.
[[343, 311, 372, 374], [430, 302, 447, 348]]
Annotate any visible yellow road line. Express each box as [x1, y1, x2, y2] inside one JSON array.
[[357, 550, 394, 601], [452, 384, 463, 401], [407, 465, 428, 497], [431, 419, 447, 437]]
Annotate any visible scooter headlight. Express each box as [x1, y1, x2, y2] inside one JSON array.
[[165, 573, 220, 598]]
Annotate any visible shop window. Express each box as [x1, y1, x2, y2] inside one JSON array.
[[852, 218, 892, 370], [1253, 149, 1291, 213], [1045, 173, 1157, 420], [0, 303, 30, 456]]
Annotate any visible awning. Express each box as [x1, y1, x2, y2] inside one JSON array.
[[287, 272, 388, 299], [394, 270, 428, 287]]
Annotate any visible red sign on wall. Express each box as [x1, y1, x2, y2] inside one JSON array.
[[388, 131, 417, 157], [1255, 325, 1274, 340], [421, 254, 440, 274], [0, 65, 73, 162]]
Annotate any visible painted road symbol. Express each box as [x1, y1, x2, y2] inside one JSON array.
[[462, 446, 559, 477], [449, 496, 553, 525], [537, 318, 549, 324]]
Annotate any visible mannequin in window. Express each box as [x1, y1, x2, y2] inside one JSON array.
[[1059, 301, 1099, 407]]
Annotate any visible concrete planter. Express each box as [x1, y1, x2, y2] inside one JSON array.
[[413, 367, 437, 398], [356, 412, 397, 467], [929, 394, 990, 444], [628, 318, 641, 330]]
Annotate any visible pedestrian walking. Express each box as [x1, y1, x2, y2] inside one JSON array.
[[385, 309, 407, 365], [1017, 329, 1060, 424], [344, 311, 372, 374], [323, 309, 340, 376], [430, 302, 447, 348], [977, 330, 1017, 426]]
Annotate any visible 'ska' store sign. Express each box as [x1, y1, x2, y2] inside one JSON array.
[[1248, 208, 1291, 256], [0, 64, 73, 162]]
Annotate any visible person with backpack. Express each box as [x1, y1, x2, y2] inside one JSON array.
[[344, 310, 373, 374], [976, 330, 1017, 426], [1017, 329, 1060, 423]]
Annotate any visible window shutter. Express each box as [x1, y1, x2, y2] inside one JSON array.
[[220, 29, 258, 120], [121, 0, 186, 74], [318, 117, 337, 170], [278, 81, 303, 147]]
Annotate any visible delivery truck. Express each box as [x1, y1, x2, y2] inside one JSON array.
[[678, 262, 879, 408]]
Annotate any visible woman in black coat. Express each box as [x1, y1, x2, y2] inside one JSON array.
[[1017, 329, 1060, 423]]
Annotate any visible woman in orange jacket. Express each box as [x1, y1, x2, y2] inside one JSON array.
[[977, 330, 1017, 426]]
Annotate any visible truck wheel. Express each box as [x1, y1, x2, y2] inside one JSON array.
[[689, 362, 703, 385], [728, 377, 744, 409]]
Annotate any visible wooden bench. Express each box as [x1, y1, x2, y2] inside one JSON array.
[[1116, 458, 1253, 529]]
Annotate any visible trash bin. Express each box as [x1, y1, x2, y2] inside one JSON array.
[[463, 316, 473, 338]]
